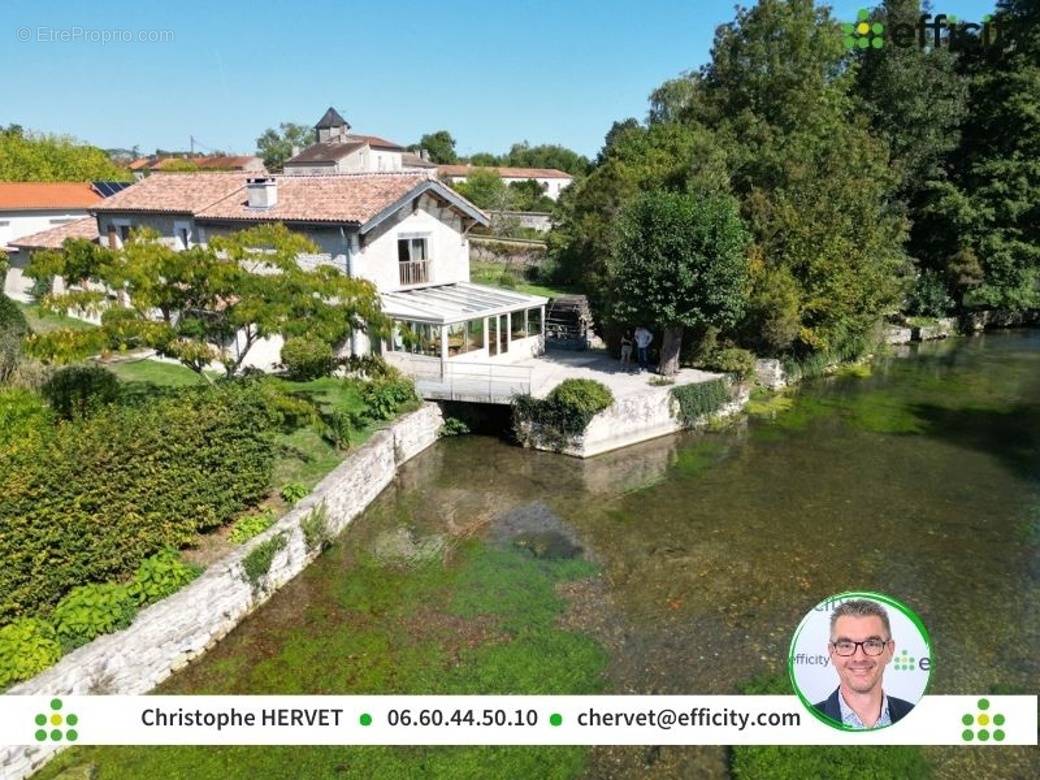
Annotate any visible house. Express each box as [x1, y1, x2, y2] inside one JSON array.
[[0, 181, 130, 300], [82, 170, 546, 371], [128, 154, 265, 179], [437, 164, 574, 201], [282, 108, 419, 176]]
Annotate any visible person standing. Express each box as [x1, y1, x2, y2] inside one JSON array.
[[634, 326, 653, 372], [620, 330, 634, 369]]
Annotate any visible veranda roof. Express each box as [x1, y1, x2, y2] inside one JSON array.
[[380, 282, 547, 325]]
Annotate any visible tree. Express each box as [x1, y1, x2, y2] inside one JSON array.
[[502, 142, 590, 175], [927, 0, 1040, 311], [255, 122, 312, 171], [26, 224, 389, 379], [599, 118, 640, 162], [0, 126, 130, 181], [506, 179, 555, 212], [610, 191, 750, 375], [409, 130, 458, 164], [450, 168, 511, 211]]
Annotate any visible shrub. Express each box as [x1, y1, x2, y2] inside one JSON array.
[[301, 501, 332, 553], [0, 618, 62, 689], [51, 583, 137, 651], [358, 373, 419, 422], [340, 354, 393, 379], [0, 387, 53, 447], [512, 379, 614, 449], [280, 336, 335, 381], [41, 365, 120, 419], [906, 269, 954, 318], [0, 382, 278, 621], [0, 294, 28, 336], [229, 509, 277, 544], [323, 409, 357, 450], [440, 417, 471, 436], [671, 378, 730, 426], [128, 549, 202, 606], [242, 532, 287, 590], [280, 482, 308, 505], [701, 347, 756, 380]]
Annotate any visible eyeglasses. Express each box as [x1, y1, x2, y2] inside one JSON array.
[[830, 639, 890, 657]]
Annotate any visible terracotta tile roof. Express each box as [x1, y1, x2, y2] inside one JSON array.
[[402, 153, 438, 169], [93, 172, 247, 214], [128, 155, 263, 172], [198, 172, 434, 224], [8, 217, 99, 250], [346, 134, 402, 151], [437, 164, 573, 180], [284, 141, 367, 165], [0, 182, 104, 210]]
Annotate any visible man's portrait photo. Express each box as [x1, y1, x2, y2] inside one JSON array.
[[813, 599, 915, 728], [789, 592, 930, 731]]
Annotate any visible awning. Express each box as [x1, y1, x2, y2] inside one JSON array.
[[380, 282, 548, 325]]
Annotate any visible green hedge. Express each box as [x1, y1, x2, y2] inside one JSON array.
[[671, 378, 730, 426], [41, 365, 120, 419], [512, 379, 614, 449], [0, 383, 278, 621], [280, 336, 335, 381]]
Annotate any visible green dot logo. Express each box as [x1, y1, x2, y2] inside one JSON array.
[[961, 698, 1006, 742], [844, 9, 885, 50], [893, 649, 916, 671], [33, 698, 79, 742]]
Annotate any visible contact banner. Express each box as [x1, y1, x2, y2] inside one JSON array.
[[1, 695, 1036, 746]]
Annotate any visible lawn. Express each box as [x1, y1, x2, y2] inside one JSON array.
[[470, 261, 582, 299], [103, 360, 402, 493], [16, 301, 97, 333]]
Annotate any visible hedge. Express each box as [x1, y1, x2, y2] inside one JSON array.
[[671, 378, 730, 426], [0, 383, 278, 621]]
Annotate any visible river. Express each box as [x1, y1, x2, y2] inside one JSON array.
[[40, 331, 1040, 778]]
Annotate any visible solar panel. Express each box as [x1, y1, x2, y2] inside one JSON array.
[[92, 181, 133, 198]]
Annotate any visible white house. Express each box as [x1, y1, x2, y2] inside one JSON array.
[[437, 164, 574, 201], [1, 181, 130, 300], [78, 170, 546, 374], [282, 108, 413, 176]]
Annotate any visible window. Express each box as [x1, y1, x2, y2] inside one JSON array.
[[447, 322, 466, 356], [527, 307, 542, 337], [391, 320, 440, 357], [397, 237, 429, 285], [467, 318, 484, 352], [511, 310, 526, 341], [118, 225, 132, 242]]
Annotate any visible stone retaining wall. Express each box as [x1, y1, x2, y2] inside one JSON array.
[[0, 403, 445, 780], [523, 378, 750, 459]]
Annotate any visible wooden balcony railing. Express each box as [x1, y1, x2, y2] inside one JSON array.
[[399, 259, 429, 286]]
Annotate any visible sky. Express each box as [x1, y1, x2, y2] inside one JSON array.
[[0, 0, 998, 159]]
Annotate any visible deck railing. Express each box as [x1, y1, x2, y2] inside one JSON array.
[[385, 353, 532, 404], [398, 259, 430, 286]]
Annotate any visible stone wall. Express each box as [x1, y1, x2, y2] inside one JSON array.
[[0, 403, 445, 780], [522, 378, 750, 459]]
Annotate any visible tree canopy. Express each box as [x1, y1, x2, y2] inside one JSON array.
[[409, 130, 458, 164], [255, 122, 312, 171], [610, 191, 750, 374], [0, 125, 130, 182]]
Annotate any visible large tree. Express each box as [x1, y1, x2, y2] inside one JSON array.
[[255, 122, 312, 171], [26, 224, 388, 378], [610, 191, 750, 375], [927, 0, 1040, 310], [409, 130, 458, 164], [0, 126, 129, 181]]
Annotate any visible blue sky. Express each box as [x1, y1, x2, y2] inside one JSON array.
[[1, 1, 996, 158]]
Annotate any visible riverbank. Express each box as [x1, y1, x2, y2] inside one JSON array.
[[1, 404, 445, 780]]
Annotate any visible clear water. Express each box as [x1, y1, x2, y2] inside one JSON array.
[[45, 331, 1040, 778]]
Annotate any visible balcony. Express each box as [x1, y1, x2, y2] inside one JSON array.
[[398, 259, 429, 286]]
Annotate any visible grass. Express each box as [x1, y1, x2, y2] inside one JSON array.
[[104, 358, 211, 386], [16, 301, 97, 333], [469, 261, 582, 299]]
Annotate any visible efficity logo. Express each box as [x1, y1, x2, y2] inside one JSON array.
[[844, 8, 1001, 50], [33, 698, 79, 742], [961, 698, 1006, 742]]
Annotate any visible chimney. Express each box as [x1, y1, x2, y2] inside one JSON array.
[[420, 148, 430, 161], [246, 176, 277, 209]]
